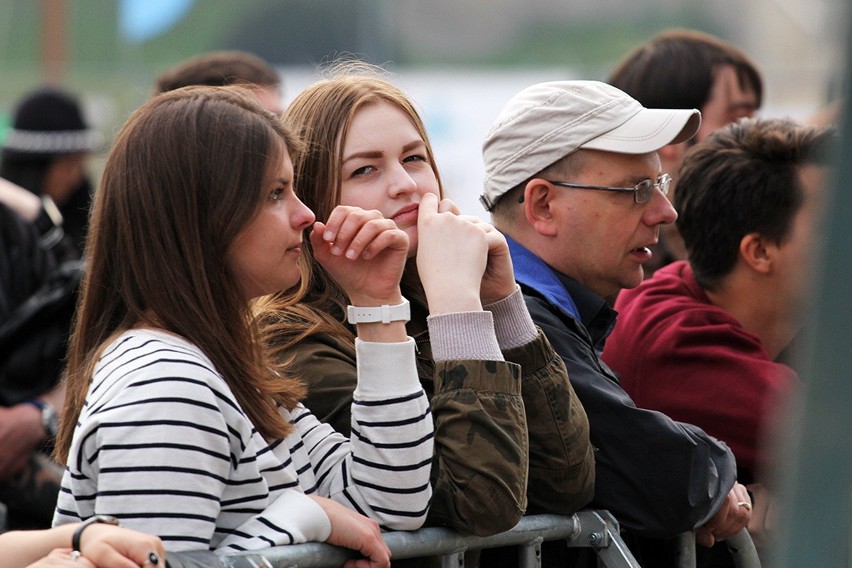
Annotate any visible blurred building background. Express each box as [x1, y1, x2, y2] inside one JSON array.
[[0, 0, 846, 215]]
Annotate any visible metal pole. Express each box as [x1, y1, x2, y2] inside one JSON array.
[[40, 0, 66, 84], [518, 541, 543, 568]]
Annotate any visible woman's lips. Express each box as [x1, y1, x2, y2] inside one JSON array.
[[391, 203, 419, 224]]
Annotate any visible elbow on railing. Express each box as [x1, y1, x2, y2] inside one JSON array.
[[424, 477, 526, 536], [372, 499, 432, 532]]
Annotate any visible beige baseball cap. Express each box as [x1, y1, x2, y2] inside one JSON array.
[[480, 80, 701, 211]]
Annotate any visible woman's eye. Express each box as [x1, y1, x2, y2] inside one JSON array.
[[404, 154, 427, 164], [271, 187, 285, 201], [351, 165, 376, 177]]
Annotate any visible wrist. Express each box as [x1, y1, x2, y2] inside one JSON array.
[[72, 515, 120, 553], [23, 399, 59, 438], [347, 297, 410, 325], [482, 284, 520, 307], [427, 292, 482, 315], [345, 291, 404, 308]]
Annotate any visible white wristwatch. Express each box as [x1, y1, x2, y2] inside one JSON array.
[[347, 297, 411, 324]]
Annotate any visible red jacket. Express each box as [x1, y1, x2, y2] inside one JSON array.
[[602, 261, 798, 482]]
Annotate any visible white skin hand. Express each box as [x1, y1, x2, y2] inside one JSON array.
[[453, 213, 517, 306], [309, 496, 391, 568], [415, 193, 489, 315], [312, 205, 410, 306], [26, 549, 97, 568], [695, 482, 752, 547], [77, 524, 165, 568]]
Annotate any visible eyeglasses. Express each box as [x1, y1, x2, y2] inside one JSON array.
[[536, 173, 672, 205]]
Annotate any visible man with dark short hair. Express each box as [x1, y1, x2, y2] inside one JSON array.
[[481, 80, 751, 566], [602, 117, 835, 552]]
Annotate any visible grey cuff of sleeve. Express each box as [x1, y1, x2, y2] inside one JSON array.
[[427, 311, 503, 362], [483, 287, 539, 350]]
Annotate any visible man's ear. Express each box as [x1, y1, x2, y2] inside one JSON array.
[[659, 142, 687, 177], [658, 142, 685, 161], [523, 179, 559, 237], [739, 232, 776, 274]]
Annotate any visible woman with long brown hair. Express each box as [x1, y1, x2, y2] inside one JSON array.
[[52, 86, 433, 563], [257, 64, 595, 546]]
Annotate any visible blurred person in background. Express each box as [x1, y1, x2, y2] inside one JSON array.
[[1, 87, 103, 260], [0, 86, 99, 531], [154, 50, 284, 113], [608, 28, 763, 278], [0, 176, 81, 531]]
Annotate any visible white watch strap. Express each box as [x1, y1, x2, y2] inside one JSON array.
[[347, 297, 411, 324]]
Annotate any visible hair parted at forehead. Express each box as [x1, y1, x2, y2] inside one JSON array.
[[95, 86, 300, 290], [676, 116, 835, 289], [284, 60, 443, 223], [265, 60, 442, 329], [608, 28, 763, 113]]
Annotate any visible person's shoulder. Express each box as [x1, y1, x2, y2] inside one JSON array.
[[95, 329, 228, 394], [523, 289, 567, 319], [102, 328, 211, 363], [616, 263, 708, 323]]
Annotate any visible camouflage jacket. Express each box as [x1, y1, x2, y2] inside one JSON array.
[[286, 294, 594, 538]]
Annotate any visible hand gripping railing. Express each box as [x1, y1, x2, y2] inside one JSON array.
[[166, 510, 640, 568], [676, 529, 762, 568]]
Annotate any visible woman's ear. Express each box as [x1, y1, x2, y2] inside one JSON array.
[[524, 179, 559, 238]]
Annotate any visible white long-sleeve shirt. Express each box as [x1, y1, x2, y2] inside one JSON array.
[[54, 329, 433, 552]]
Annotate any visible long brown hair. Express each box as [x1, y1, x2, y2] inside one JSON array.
[[56, 86, 304, 462], [256, 64, 443, 353]]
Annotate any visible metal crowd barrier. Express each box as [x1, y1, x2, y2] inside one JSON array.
[[166, 511, 762, 568], [167, 511, 639, 568], [676, 529, 762, 568]]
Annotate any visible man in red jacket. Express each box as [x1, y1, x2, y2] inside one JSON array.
[[602, 116, 835, 549]]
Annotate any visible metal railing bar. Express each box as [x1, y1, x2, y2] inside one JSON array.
[[212, 511, 638, 568]]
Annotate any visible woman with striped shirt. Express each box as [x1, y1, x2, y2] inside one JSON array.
[[52, 86, 433, 564]]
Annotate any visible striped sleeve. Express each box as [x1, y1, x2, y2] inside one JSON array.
[[53, 333, 330, 552], [297, 338, 433, 530]]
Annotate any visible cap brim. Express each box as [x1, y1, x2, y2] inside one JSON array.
[[581, 108, 701, 154]]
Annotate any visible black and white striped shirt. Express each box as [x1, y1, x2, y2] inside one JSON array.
[[53, 329, 433, 552]]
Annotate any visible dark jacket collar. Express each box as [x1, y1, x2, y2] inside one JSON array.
[[507, 235, 616, 354]]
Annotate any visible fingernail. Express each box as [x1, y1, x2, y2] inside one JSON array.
[[331, 246, 341, 256], [324, 230, 334, 241], [148, 552, 161, 565], [345, 249, 357, 259]]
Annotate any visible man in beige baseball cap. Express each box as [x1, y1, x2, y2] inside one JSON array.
[[480, 80, 751, 567]]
